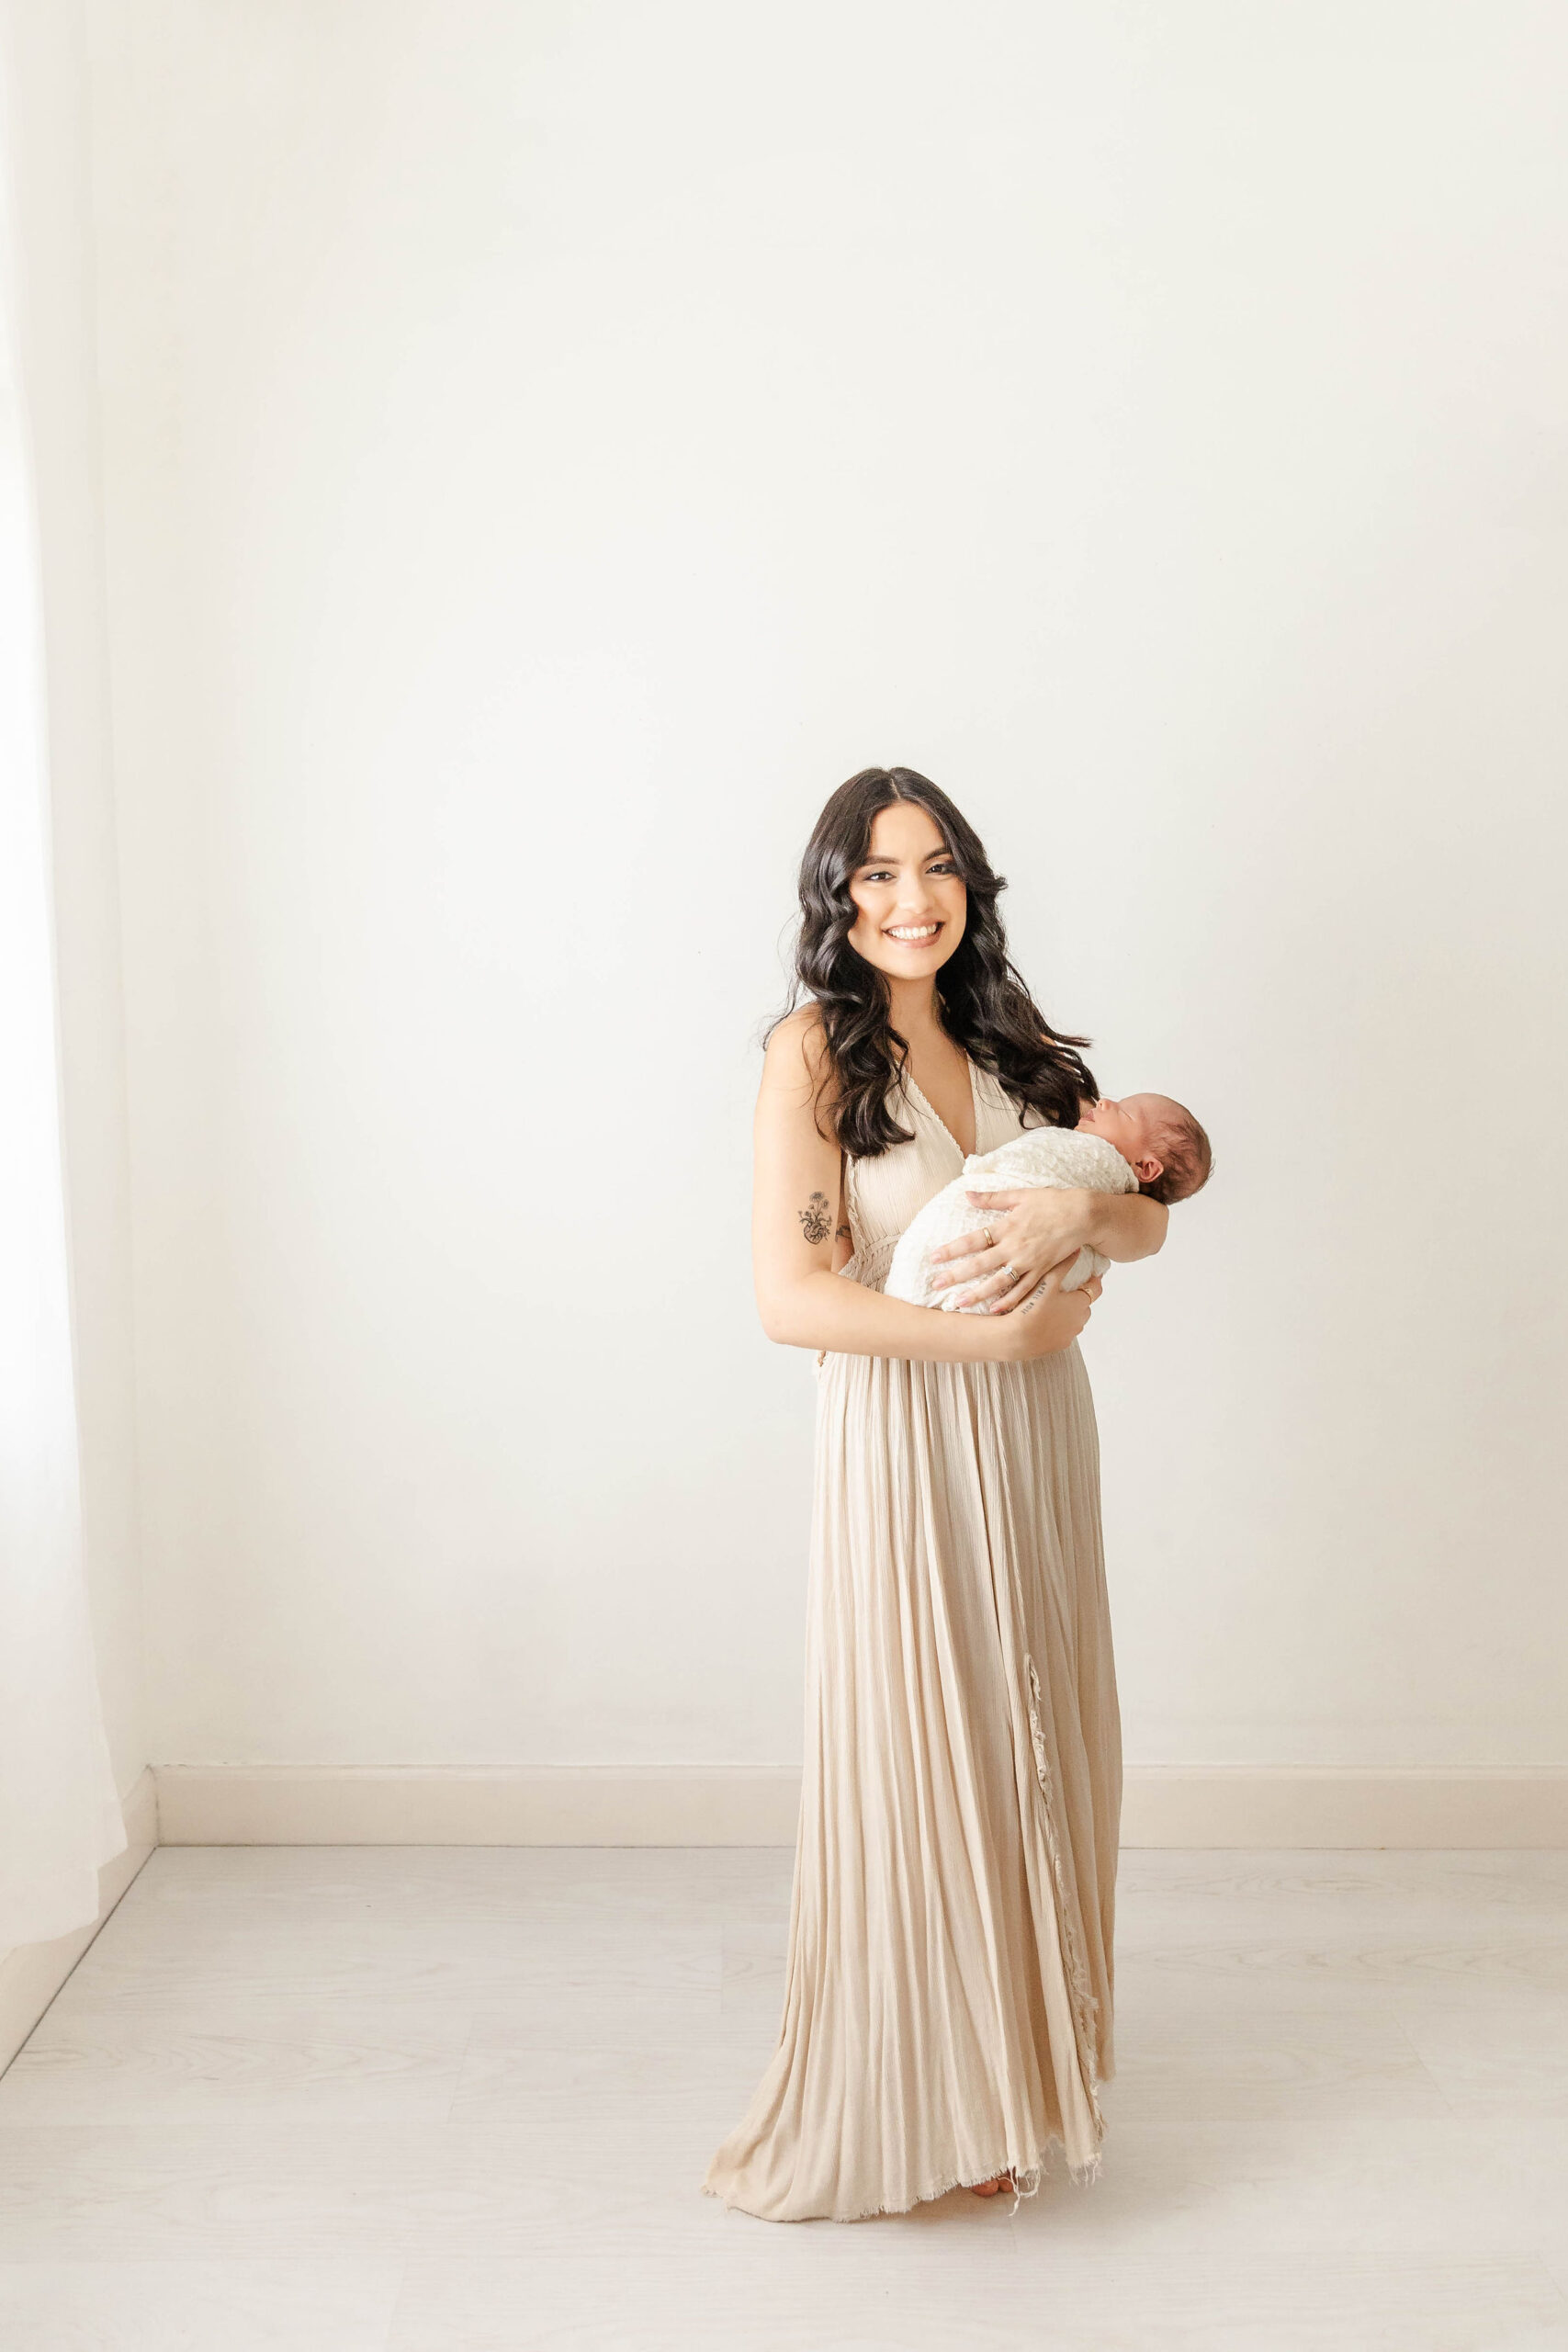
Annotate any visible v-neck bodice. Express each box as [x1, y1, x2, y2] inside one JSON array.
[[898, 1057, 979, 1163], [839, 1055, 1045, 1294]]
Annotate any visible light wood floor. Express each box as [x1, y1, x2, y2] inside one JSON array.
[[1, 1847, 1566, 2349]]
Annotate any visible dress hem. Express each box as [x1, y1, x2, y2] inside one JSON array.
[[700, 2131, 1103, 2227]]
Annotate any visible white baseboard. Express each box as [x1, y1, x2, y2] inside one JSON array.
[[153, 1762, 1568, 1849], [0, 1768, 158, 2074], [1119, 1766, 1568, 1849]]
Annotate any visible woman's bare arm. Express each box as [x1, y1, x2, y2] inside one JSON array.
[[1079, 1189, 1168, 1262], [752, 1011, 1097, 1363]]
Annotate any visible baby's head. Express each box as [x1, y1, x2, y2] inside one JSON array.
[[1077, 1093, 1213, 1206]]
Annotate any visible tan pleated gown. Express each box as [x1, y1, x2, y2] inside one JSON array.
[[702, 1057, 1122, 2223]]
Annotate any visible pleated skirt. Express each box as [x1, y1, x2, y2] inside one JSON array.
[[702, 1340, 1122, 2223]]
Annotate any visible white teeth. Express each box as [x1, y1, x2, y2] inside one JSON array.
[[887, 924, 938, 941]]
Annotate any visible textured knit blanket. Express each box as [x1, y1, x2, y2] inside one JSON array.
[[885, 1125, 1137, 1312]]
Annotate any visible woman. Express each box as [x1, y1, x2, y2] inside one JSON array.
[[702, 768, 1168, 2224]]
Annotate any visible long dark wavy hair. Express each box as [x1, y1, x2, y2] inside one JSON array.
[[768, 766, 1098, 1159]]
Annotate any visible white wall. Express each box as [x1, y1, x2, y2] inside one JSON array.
[[85, 0, 1568, 1775], [3, 0, 144, 1800]]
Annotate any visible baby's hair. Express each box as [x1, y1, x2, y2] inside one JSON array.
[[1141, 1101, 1213, 1207]]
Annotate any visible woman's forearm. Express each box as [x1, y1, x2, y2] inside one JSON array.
[[759, 1271, 1020, 1362], [1082, 1191, 1168, 1262]]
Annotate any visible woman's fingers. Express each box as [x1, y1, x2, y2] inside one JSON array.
[[985, 1250, 1083, 1317], [991, 1269, 1043, 1315], [930, 1242, 1012, 1292], [931, 1241, 991, 1279], [942, 1261, 1017, 1309], [928, 1191, 1027, 1272], [1020, 1270, 1101, 1323], [949, 1255, 1054, 1314], [928, 1224, 1003, 1271]]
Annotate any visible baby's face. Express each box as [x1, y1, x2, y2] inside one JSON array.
[[1076, 1093, 1175, 1187]]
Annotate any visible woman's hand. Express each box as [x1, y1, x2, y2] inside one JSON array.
[[987, 1262, 1102, 1359], [931, 1188, 1099, 1316]]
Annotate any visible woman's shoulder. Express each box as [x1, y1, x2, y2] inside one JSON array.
[[763, 1001, 830, 1077], [760, 1001, 840, 1118], [768, 1001, 825, 1045]]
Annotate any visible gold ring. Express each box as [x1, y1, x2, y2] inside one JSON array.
[[982, 1225, 995, 1250]]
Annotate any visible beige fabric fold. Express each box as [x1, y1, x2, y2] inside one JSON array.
[[704, 1060, 1121, 2222]]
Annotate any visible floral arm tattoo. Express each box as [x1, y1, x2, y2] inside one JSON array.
[[797, 1191, 832, 1245]]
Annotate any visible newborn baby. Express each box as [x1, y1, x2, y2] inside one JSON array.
[[885, 1093, 1212, 1314]]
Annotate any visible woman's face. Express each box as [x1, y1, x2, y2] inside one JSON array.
[[845, 801, 967, 984]]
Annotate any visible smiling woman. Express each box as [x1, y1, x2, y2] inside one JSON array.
[[702, 767, 1167, 2222]]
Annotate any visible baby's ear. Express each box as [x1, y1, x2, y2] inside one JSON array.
[[1132, 1153, 1164, 1184]]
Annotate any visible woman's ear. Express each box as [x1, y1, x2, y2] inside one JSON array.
[[1132, 1152, 1164, 1185]]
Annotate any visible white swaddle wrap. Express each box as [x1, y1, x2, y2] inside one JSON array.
[[885, 1125, 1138, 1312]]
